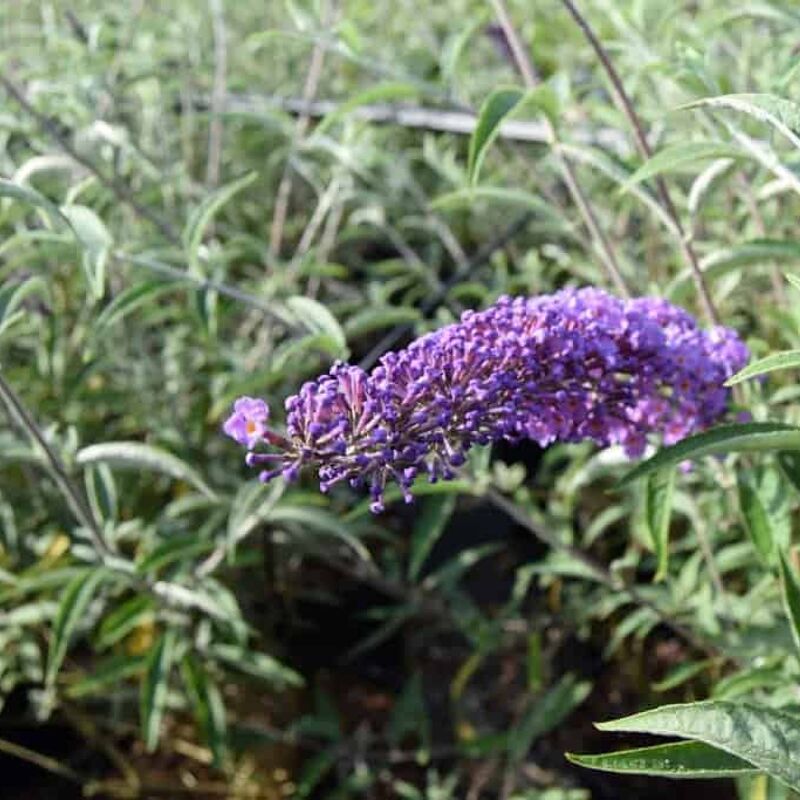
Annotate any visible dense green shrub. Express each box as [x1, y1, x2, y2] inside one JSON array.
[[2, 1, 800, 797]]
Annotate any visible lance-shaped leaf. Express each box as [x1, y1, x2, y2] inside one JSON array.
[[594, 701, 800, 791], [624, 141, 746, 188], [183, 171, 257, 274], [726, 350, 800, 386], [47, 567, 111, 687], [568, 740, 758, 779], [76, 441, 217, 499], [737, 473, 774, 561], [468, 87, 524, 184], [645, 467, 675, 581], [140, 628, 178, 752], [778, 551, 800, 662], [619, 423, 800, 486]]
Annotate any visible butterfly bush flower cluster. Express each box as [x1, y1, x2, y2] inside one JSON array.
[[224, 288, 748, 512]]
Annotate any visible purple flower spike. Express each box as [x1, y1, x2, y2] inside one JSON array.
[[224, 289, 748, 512], [223, 396, 270, 449]]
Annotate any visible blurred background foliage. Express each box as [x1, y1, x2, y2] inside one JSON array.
[[1, 0, 800, 797]]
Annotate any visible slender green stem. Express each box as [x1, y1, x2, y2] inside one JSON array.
[[487, 0, 631, 298], [556, 0, 720, 324], [0, 370, 112, 559]]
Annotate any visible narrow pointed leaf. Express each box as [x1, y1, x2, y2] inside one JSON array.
[[76, 441, 217, 499], [408, 494, 456, 580], [60, 205, 113, 299], [619, 423, 800, 486], [0, 276, 47, 337], [47, 568, 111, 687], [595, 701, 800, 791], [509, 673, 591, 763], [624, 142, 745, 187], [645, 467, 675, 581], [0, 178, 69, 229], [141, 628, 178, 752], [97, 596, 155, 650], [66, 653, 147, 698], [726, 351, 800, 386], [680, 94, 800, 149], [181, 655, 228, 767], [183, 171, 258, 274], [568, 740, 758, 778], [210, 643, 304, 689], [737, 473, 774, 561], [285, 296, 347, 357], [95, 279, 185, 332], [468, 87, 524, 184], [778, 551, 800, 662]]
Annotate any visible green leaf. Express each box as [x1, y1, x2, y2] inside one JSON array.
[[408, 495, 456, 581], [60, 204, 113, 299], [431, 186, 569, 235], [777, 451, 800, 494], [97, 595, 155, 650], [680, 94, 800, 150], [317, 81, 419, 133], [269, 503, 370, 561], [94, 278, 186, 332], [388, 672, 429, 751], [778, 551, 800, 663], [737, 473, 774, 561], [712, 665, 785, 700], [786, 273, 800, 294], [559, 143, 678, 235], [181, 654, 228, 767], [669, 240, 800, 303], [0, 276, 47, 338], [508, 673, 591, 763], [47, 568, 111, 687], [727, 350, 800, 386], [645, 467, 675, 581], [624, 141, 746, 187], [76, 441, 217, 499], [137, 535, 215, 575], [66, 653, 146, 698], [468, 87, 524, 184], [619, 423, 800, 486], [344, 307, 421, 338], [183, 172, 258, 275], [652, 659, 714, 693], [84, 463, 118, 523], [595, 701, 800, 791], [140, 628, 178, 752], [568, 740, 757, 778], [210, 643, 304, 689], [0, 178, 69, 229], [285, 296, 348, 358]]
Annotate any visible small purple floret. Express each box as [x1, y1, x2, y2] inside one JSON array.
[[223, 289, 749, 511], [222, 396, 269, 449]]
